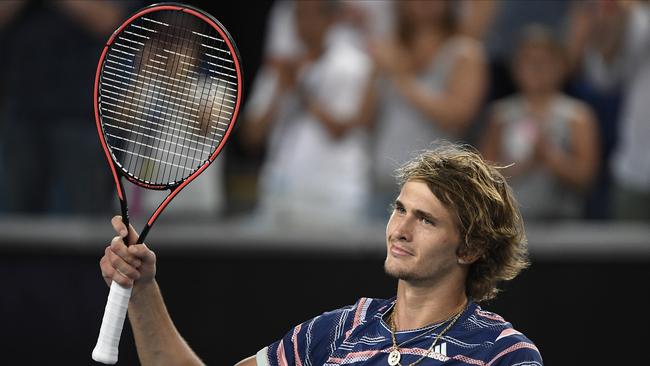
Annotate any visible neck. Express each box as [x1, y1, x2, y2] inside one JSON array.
[[524, 92, 556, 118], [407, 27, 445, 48], [525, 91, 555, 106], [392, 278, 468, 331]]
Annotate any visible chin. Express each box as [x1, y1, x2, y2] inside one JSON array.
[[384, 260, 416, 281], [385, 258, 439, 283]]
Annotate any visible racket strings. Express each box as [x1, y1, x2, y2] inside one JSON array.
[[99, 9, 238, 186], [150, 11, 195, 185]]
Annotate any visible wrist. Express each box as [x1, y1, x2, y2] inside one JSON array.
[[130, 279, 157, 304]]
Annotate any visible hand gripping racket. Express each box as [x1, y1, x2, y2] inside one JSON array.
[[91, 3, 242, 364]]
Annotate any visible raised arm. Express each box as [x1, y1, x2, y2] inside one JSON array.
[[480, 106, 535, 179], [240, 60, 294, 152], [303, 67, 378, 139], [377, 38, 487, 136], [534, 104, 599, 190], [100, 216, 204, 366], [54, 0, 126, 37]]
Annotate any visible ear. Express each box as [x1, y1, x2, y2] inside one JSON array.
[[457, 245, 482, 265], [458, 253, 480, 265]]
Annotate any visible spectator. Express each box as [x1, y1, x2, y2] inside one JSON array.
[[481, 25, 599, 220], [479, 0, 573, 102], [367, 0, 487, 219], [0, 1, 127, 215], [561, 1, 623, 219], [583, 0, 650, 221], [242, 0, 374, 226]]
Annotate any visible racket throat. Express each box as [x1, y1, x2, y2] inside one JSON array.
[[119, 196, 130, 232], [136, 224, 152, 245]]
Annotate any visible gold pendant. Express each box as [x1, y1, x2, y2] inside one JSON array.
[[388, 349, 401, 366]]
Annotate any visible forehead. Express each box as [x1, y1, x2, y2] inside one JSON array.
[[397, 180, 453, 218]]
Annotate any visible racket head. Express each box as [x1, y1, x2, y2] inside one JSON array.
[[94, 2, 242, 196]]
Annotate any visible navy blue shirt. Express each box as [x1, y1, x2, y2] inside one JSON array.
[[258, 298, 542, 366]]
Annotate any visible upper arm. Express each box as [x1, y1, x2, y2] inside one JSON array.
[[488, 336, 543, 366], [356, 68, 380, 128], [490, 348, 543, 366], [570, 103, 600, 183], [444, 39, 488, 126], [480, 105, 504, 163]]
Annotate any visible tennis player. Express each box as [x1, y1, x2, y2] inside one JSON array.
[[100, 144, 543, 365]]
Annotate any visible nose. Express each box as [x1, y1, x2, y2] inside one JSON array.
[[390, 215, 413, 242]]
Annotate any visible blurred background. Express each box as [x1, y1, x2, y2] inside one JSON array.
[[0, 0, 649, 364]]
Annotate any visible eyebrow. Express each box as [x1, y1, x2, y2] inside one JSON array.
[[414, 209, 438, 224], [395, 199, 439, 224]]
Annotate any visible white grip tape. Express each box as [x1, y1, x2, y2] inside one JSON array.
[[92, 281, 132, 364]]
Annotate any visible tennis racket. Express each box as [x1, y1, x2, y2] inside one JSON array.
[[91, 3, 242, 364]]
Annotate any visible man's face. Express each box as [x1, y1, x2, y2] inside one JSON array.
[[384, 180, 463, 284]]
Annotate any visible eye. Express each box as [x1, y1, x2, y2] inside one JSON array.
[[420, 217, 434, 226], [391, 203, 406, 214]]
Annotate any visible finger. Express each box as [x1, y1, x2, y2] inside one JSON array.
[[109, 236, 129, 258], [108, 236, 142, 274], [100, 248, 115, 279], [109, 236, 142, 267], [109, 241, 142, 268], [107, 246, 141, 281], [101, 263, 115, 286], [127, 244, 156, 265], [111, 216, 128, 238], [101, 247, 126, 287], [111, 237, 146, 267], [111, 267, 134, 288]]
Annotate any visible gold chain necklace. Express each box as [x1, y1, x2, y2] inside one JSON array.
[[387, 302, 467, 366]]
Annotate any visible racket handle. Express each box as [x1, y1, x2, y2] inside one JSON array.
[[119, 198, 130, 237], [92, 281, 132, 364]]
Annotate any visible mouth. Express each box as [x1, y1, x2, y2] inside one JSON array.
[[389, 243, 415, 257]]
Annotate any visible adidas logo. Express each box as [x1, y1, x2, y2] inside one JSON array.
[[429, 342, 447, 360], [433, 342, 447, 356]]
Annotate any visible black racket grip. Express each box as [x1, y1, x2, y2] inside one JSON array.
[[119, 198, 130, 244]]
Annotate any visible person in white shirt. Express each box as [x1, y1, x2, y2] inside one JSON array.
[[242, 0, 374, 227]]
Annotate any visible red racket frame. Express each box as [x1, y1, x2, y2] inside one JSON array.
[[93, 3, 242, 242]]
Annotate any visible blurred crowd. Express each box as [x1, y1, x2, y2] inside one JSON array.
[[1, 0, 649, 227]]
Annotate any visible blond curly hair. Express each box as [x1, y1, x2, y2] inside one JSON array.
[[395, 143, 529, 302]]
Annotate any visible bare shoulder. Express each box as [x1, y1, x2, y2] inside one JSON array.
[[234, 355, 257, 366], [562, 95, 597, 126]]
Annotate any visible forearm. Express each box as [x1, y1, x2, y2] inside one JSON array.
[[303, 77, 378, 140], [392, 75, 474, 135], [306, 100, 351, 139], [458, 0, 498, 40], [243, 95, 283, 150], [542, 149, 594, 190], [129, 281, 204, 366], [55, 0, 125, 36], [591, 14, 628, 64]]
